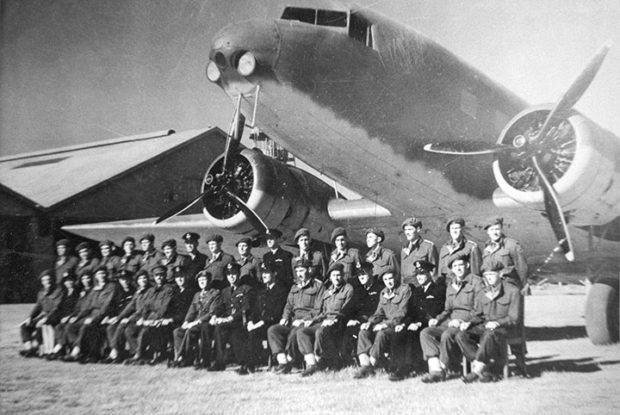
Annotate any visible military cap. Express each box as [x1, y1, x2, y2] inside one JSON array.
[[264, 228, 282, 239], [402, 217, 422, 229], [205, 234, 223, 243], [446, 217, 466, 232], [98, 240, 114, 249], [195, 270, 212, 281], [483, 216, 504, 230], [140, 233, 155, 243], [161, 239, 177, 249], [94, 266, 109, 275], [327, 262, 345, 276], [55, 239, 71, 248], [293, 258, 312, 269], [121, 236, 136, 246], [117, 269, 133, 280], [225, 262, 241, 274], [172, 266, 186, 278], [294, 228, 311, 243], [236, 237, 252, 247], [151, 265, 167, 275], [76, 241, 91, 252], [135, 269, 150, 281], [182, 232, 200, 243], [259, 263, 274, 274], [61, 271, 76, 282], [481, 263, 504, 274], [356, 261, 374, 276], [447, 254, 470, 268], [414, 260, 435, 273], [39, 269, 54, 280], [365, 227, 385, 240], [330, 227, 347, 243]]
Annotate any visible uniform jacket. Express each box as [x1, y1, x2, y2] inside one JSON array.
[[99, 255, 122, 278], [118, 286, 151, 322], [69, 288, 93, 318], [117, 286, 135, 315], [329, 247, 362, 283], [76, 282, 123, 324], [170, 285, 195, 324], [311, 283, 355, 323], [29, 287, 63, 321], [349, 280, 383, 322], [401, 237, 438, 286], [142, 284, 175, 320], [481, 236, 528, 287], [406, 281, 445, 327], [54, 256, 78, 284], [470, 281, 520, 329], [184, 251, 208, 281], [203, 251, 235, 286], [184, 288, 223, 323], [139, 249, 165, 276], [293, 248, 327, 282], [237, 254, 262, 287], [119, 252, 142, 274], [365, 245, 399, 278], [252, 282, 289, 326], [281, 279, 325, 322], [160, 253, 190, 283], [48, 288, 80, 325], [368, 283, 412, 328], [438, 237, 482, 278], [75, 258, 100, 278], [262, 247, 294, 285], [435, 273, 482, 325], [220, 283, 255, 325]]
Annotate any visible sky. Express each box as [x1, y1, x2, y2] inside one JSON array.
[[1, 0, 619, 156]]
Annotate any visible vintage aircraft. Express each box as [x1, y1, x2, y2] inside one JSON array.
[[64, 3, 619, 344]]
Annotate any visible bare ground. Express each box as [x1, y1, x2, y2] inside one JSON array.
[[1, 284, 619, 415]]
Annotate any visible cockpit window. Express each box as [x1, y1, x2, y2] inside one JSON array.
[[281, 7, 348, 27], [317, 10, 347, 27], [349, 13, 373, 47], [281, 7, 316, 24]]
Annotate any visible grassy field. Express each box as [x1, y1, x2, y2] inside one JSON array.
[[1, 284, 619, 415]]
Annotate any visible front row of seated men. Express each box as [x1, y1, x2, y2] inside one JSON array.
[[20, 249, 521, 383]]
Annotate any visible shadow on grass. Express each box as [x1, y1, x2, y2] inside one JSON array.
[[525, 326, 587, 341], [514, 356, 620, 378]]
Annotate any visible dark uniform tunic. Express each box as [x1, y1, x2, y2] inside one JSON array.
[[247, 282, 288, 365], [292, 249, 327, 283], [118, 286, 152, 354], [48, 287, 79, 326], [20, 287, 63, 343], [237, 254, 262, 287], [341, 280, 383, 363], [400, 237, 438, 286], [438, 238, 482, 279], [99, 255, 122, 278], [132, 284, 175, 358], [138, 249, 165, 277], [262, 247, 294, 287], [184, 251, 208, 290], [54, 256, 78, 284], [75, 258, 100, 279], [365, 245, 399, 279], [203, 251, 235, 290], [481, 236, 528, 288], [328, 247, 362, 283], [104, 285, 134, 349], [456, 280, 520, 370], [56, 288, 92, 347], [118, 251, 142, 274], [160, 253, 190, 284]]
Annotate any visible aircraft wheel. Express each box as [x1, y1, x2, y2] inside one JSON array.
[[585, 278, 619, 345]]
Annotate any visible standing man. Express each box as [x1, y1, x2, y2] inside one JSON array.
[[267, 259, 325, 374], [438, 218, 481, 281], [54, 239, 78, 284], [364, 228, 399, 279], [262, 229, 294, 288], [182, 232, 208, 287], [74, 242, 100, 279], [293, 228, 327, 283], [236, 237, 261, 287], [118, 237, 141, 275], [400, 217, 438, 287], [203, 234, 235, 290], [138, 234, 164, 278], [98, 240, 121, 278], [328, 227, 362, 283], [160, 239, 189, 284]]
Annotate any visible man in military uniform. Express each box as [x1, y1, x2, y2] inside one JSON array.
[[208, 263, 256, 374], [74, 242, 100, 279], [297, 262, 355, 376], [100, 270, 135, 351], [236, 237, 261, 287], [170, 270, 223, 368], [98, 240, 121, 278], [420, 255, 482, 383], [456, 265, 520, 382], [182, 232, 208, 290], [364, 228, 399, 279], [268, 259, 325, 374], [138, 234, 164, 278], [438, 218, 482, 281], [160, 239, 189, 284], [203, 234, 235, 290], [118, 237, 141, 274], [353, 269, 411, 379], [292, 228, 327, 282], [400, 217, 438, 287], [262, 228, 294, 288], [54, 239, 78, 284], [328, 227, 362, 283]]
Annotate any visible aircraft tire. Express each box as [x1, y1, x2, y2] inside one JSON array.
[[585, 278, 619, 345]]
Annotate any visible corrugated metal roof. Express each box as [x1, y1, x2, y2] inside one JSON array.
[[0, 128, 215, 208]]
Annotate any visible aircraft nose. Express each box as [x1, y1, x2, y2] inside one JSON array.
[[208, 19, 280, 81]]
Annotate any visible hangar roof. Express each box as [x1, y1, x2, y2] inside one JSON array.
[[0, 128, 215, 209]]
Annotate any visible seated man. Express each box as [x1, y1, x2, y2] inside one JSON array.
[[420, 256, 481, 383], [267, 259, 325, 374], [208, 263, 255, 374], [101, 270, 152, 364], [456, 265, 520, 383], [246, 264, 288, 368], [19, 269, 63, 357], [101, 270, 135, 352], [297, 262, 354, 376], [353, 270, 411, 379], [170, 270, 223, 369], [390, 260, 445, 381]]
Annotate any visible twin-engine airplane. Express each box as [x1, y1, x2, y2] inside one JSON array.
[[66, 4, 619, 344]]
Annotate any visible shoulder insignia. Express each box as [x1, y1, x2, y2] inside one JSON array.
[[423, 239, 434, 246], [467, 240, 477, 247]]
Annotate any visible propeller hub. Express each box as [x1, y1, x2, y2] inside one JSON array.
[[512, 135, 527, 148]]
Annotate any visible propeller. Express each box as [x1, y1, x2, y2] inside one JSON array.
[[154, 188, 214, 225], [423, 43, 611, 262]]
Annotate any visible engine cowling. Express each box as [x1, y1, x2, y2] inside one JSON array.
[[493, 105, 620, 226], [201, 148, 337, 242]]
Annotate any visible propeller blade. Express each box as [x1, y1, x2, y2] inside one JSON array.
[[537, 42, 611, 142], [530, 156, 575, 261], [154, 188, 213, 224], [423, 142, 512, 156], [223, 190, 269, 235], [221, 95, 246, 175]]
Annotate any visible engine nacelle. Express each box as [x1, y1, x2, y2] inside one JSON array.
[[201, 148, 337, 242], [493, 105, 620, 226]]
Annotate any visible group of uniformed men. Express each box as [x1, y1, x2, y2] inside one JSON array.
[[19, 215, 528, 383]]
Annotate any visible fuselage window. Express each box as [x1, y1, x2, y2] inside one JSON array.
[[349, 13, 373, 47], [281, 7, 316, 24], [317, 10, 347, 27]]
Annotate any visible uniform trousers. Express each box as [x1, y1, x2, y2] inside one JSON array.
[[64, 320, 105, 357], [456, 326, 509, 371], [392, 330, 423, 371], [124, 324, 171, 358], [213, 323, 252, 367], [20, 322, 42, 344], [267, 324, 304, 362], [247, 325, 270, 366], [419, 326, 462, 368], [297, 322, 345, 366], [357, 327, 404, 363], [172, 324, 214, 364]]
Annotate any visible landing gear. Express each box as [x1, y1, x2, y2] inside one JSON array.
[[585, 277, 619, 345]]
